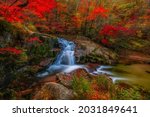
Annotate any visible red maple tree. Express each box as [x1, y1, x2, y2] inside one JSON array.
[[0, 0, 56, 22], [87, 6, 108, 21], [99, 25, 131, 37]]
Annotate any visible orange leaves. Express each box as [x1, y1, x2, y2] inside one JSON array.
[[87, 91, 101, 100], [87, 6, 108, 21], [86, 81, 110, 100], [56, 2, 67, 14], [72, 13, 82, 28]]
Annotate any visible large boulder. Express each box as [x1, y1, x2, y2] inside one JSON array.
[[32, 82, 76, 100], [74, 38, 117, 64]]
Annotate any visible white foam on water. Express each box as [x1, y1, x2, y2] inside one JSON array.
[[36, 38, 128, 85]]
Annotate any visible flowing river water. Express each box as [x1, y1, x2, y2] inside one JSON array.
[[37, 38, 150, 90], [103, 64, 150, 90]]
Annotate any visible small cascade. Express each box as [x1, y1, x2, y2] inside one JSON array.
[[53, 38, 75, 65], [36, 38, 86, 78], [36, 38, 126, 83]]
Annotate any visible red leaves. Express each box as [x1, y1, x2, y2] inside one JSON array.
[[100, 25, 118, 37], [99, 24, 136, 45], [27, 0, 56, 17], [0, 5, 24, 22], [101, 38, 109, 45], [0, 47, 22, 55], [99, 25, 130, 37], [50, 22, 65, 33], [0, 0, 56, 22], [87, 6, 108, 20], [27, 37, 43, 43]]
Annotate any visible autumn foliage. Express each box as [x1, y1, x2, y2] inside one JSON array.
[[0, 0, 56, 22], [0, 0, 149, 46], [100, 25, 132, 37], [0, 47, 22, 55], [27, 37, 43, 43], [87, 6, 108, 20], [0, 0, 150, 100]]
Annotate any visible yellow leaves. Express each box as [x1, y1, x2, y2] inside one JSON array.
[[27, 23, 37, 32], [13, 22, 28, 34], [13, 22, 24, 29]]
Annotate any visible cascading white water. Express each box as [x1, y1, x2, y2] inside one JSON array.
[[36, 38, 126, 83], [36, 38, 86, 78], [53, 38, 75, 65]]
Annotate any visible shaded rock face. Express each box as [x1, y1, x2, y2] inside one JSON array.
[[33, 82, 75, 100], [75, 39, 117, 64]]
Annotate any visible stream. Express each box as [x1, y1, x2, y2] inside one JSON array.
[[37, 38, 150, 90], [101, 64, 150, 90]]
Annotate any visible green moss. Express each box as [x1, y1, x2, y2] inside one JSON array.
[[115, 87, 142, 100], [96, 75, 110, 91], [72, 76, 91, 99]]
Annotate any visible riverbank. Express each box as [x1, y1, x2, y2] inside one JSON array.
[[32, 69, 150, 100], [0, 32, 150, 100]]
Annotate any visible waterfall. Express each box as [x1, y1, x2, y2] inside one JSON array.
[[36, 38, 86, 78], [53, 38, 75, 65], [36, 38, 127, 84]]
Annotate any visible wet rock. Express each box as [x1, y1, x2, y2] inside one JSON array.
[[71, 68, 91, 78], [39, 75, 58, 83], [57, 74, 73, 88], [74, 38, 117, 64], [38, 68, 91, 88], [33, 82, 76, 100]]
